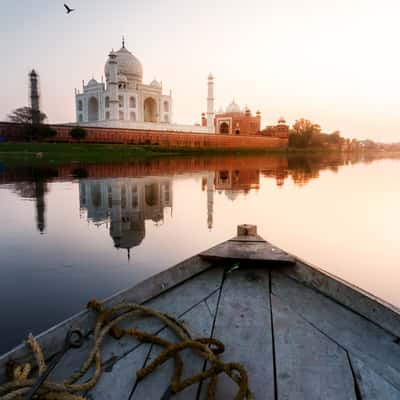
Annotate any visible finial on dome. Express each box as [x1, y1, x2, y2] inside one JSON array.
[[122, 36, 125, 48]]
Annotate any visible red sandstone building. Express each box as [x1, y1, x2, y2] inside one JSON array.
[[202, 100, 261, 136], [201, 101, 289, 138], [260, 117, 290, 139]]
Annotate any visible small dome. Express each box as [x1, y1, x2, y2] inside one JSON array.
[[217, 106, 224, 114], [111, 219, 145, 250], [87, 78, 98, 86], [278, 116, 286, 124], [226, 100, 241, 113], [150, 79, 161, 88], [105, 45, 143, 84], [208, 73, 214, 80]]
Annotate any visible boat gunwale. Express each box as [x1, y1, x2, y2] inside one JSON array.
[[279, 255, 400, 337]]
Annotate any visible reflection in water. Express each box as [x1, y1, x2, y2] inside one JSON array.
[[79, 178, 173, 259], [0, 152, 395, 236], [6, 168, 58, 234], [202, 169, 260, 229]]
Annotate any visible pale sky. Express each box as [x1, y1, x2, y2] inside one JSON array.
[[1, 0, 400, 141]]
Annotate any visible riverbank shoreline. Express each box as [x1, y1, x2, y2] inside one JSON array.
[[1, 142, 397, 167], [0, 142, 288, 165]]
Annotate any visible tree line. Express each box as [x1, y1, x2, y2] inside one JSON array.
[[7, 107, 87, 141], [288, 118, 367, 151], [289, 118, 345, 149]]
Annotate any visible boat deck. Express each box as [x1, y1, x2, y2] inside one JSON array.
[[1, 231, 400, 399]]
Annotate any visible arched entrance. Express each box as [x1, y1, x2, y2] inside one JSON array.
[[219, 122, 230, 134], [144, 97, 157, 123], [88, 97, 99, 122], [145, 184, 159, 207]]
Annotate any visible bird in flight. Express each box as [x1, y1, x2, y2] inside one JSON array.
[[64, 4, 75, 14]]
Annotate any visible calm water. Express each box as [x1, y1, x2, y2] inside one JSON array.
[[0, 153, 399, 354]]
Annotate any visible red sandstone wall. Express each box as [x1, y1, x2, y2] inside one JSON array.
[[0, 122, 288, 149]]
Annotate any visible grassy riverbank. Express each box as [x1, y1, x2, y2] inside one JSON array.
[[0, 142, 287, 165]]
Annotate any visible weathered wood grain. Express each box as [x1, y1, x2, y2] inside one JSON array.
[[86, 344, 151, 400], [0, 255, 214, 384], [272, 271, 400, 391], [349, 355, 400, 400], [280, 260, 400, 338], [229, 234, 266, 242], [271, 295, 356, 400], [200, 267, 275, 399], [200, 240, 295, 264]]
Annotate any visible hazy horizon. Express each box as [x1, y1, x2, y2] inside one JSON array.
[[1, 0, 400, 142]]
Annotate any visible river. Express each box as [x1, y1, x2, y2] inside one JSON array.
[[0, 152, 399, 354]]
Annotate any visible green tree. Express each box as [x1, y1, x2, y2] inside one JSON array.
[[8, 107, 47, 125], [70, 127, 87, 141], [290, 119, 322, 148]]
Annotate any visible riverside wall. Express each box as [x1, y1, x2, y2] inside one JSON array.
[[0, 122, 288, 149]]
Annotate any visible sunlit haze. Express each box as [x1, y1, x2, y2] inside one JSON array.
[[1, 0, 400, 141]]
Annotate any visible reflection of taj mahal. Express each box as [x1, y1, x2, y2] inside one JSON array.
[[79, 177, 172, 257]]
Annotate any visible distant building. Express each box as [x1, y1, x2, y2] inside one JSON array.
[[74, 39, 212, 133], [260, 117, 290, 139], [202, 100, 261, 135], [75, 39, 173, 125]]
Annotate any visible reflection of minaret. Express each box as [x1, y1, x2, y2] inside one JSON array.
[[110, 181, 122, 244], [35, 180, 46, 234], [207, 172, 214, 230]]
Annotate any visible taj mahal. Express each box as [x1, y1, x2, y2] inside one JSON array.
[[74, 39, 213, 134]]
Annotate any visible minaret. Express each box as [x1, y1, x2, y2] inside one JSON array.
[[207, 74, 215, 133], [108, 50, 119, 121], [29, 70, 40, 125], [207, 172, 215, 230]]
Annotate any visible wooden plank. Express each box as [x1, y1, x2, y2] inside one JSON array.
[[271, 271, 400, 391], [85, 344, 150, 400], [131, 300, 218, 399], [48, 267, 224, 383], [280, 260, 400, 338], [0, 255, 213, 384], [200, 240, 295, 264], [200, 268, 275, 399], [271, 294, 356, 400], [349, 355, 400, 400]]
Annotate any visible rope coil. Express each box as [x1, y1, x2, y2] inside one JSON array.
[[0, 299, 254, 400]]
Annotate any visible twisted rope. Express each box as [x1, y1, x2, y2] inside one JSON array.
[[0, 299, 254, 400]]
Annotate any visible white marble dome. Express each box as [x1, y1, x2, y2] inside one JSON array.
[[87, 78, 98, 86], [150, 79, 161, 88], [105, 46, 143, 83], [226, 100, 241, 113]]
